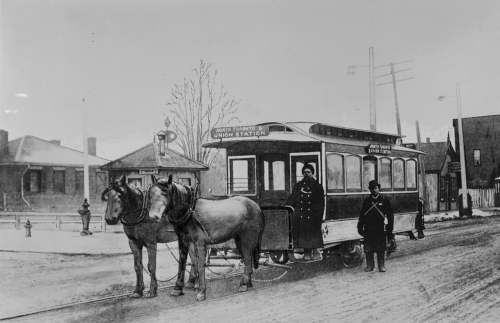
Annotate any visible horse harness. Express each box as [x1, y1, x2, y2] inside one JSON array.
[[120, 185, 150, 226]]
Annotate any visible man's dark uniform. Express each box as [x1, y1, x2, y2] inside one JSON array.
[[286, 171, 325, 250], [357, 180, 394, 272]]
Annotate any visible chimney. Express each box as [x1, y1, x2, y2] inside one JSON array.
[[426, 137, 430, 143], [157, 131, 166, 156], [0, 130, 9, 157], [50, 140, 61, 145], [88, 137, 97, 156]]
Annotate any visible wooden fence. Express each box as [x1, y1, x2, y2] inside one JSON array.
[[0, 212, 124, 233], [459, 188, 496, 208]]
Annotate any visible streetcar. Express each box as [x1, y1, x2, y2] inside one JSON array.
[[203, 121, 424, 267]]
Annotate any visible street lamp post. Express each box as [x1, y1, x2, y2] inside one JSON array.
[[438, 83, 468, 210]]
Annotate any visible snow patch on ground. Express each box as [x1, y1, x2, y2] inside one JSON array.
[[426, 208, 500, 223]]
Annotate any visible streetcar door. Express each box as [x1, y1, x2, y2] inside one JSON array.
[[290, 153, 321, 187], [259, 153, 289, 205]]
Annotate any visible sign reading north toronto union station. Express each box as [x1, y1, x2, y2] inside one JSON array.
[[211, 125, 270, 139]]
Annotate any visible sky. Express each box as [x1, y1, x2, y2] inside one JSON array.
[[1, 0, 500, 160]]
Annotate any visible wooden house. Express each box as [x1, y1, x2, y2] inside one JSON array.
[[405, 135, 458, 212], [453, 115, 500, 207], [100, 132, 209, 189]]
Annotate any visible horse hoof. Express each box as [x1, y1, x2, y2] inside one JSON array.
[[170, 289, 184, 297], [146, 291, 157, 298], [185, 282, 195, 289], [238, 285, 248, 292], [195, 293, 206, 301], [131, 292, 143, 298]]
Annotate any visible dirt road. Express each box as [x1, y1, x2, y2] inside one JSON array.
[[3, 216, 500, 322]]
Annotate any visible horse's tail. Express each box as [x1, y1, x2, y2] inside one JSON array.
[[253, 208, 265, 270]]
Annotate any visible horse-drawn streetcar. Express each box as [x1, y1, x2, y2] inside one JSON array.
[[203, 121, 425, 267]]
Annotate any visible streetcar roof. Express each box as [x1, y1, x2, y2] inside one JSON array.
[[203, 121, 425, 154]]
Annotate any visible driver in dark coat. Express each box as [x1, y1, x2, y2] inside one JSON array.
[[357, 180, 394, 272], [286, 164, 325, 262]]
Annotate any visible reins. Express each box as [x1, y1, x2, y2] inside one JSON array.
[[120, 185, 150, 226]]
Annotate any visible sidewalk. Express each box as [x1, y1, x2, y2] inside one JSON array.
[[0, 229, 173, 255], [1, 208, 499, 255]]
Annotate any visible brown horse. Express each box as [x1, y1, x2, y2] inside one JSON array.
[[148, 174, 264, 301], [101, 175, 198, 298]]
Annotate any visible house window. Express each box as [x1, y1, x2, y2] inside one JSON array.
[[28, 170, 42, 193], [76, 170, 84, 192], [326, 154, 344, 192], [229, 156, 256, 195], [440, 176, 445, 202], [379, 158, 392, 191], [473, 150, 481, 166], [451, 177, 457, 202], [346, 155, 361, 192], [128, 178, 142, 188], [178, 178, 191, 186], [53, 170, 65, 193]]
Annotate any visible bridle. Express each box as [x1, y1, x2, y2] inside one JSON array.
[[156, 182, 198, 227], [120, 185, 151, 226], [103, 183, 150, 226]]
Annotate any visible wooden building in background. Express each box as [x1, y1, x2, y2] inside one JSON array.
[[100, 133, 209, 189], [453, 114, 500, 207], [405, 135, 458, 212]]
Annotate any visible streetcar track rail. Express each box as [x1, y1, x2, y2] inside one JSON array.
[[2, 218, 499, 322]]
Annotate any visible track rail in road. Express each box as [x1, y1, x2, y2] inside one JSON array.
[[3, 217, 499, 322]]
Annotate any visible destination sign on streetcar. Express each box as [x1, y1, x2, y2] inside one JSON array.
[[211, 125, 270, 139]]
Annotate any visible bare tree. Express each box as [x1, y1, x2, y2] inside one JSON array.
[[166, 60, 240, 165]]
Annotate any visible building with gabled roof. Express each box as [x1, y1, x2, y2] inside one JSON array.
[[0, 130, 110, 212], [99, 133, 209, 190], [404, 134, 458, 212]]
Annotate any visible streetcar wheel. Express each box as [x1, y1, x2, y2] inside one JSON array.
[[339, 242, 363, 268], [269, 251, 289, 264]]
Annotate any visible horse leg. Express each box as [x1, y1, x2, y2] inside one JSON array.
[[170, 234, 189, 297], [194, 243, 207, 301], [185, 242, 199, 290], [129, 240, 145, 298], [238, 235, 256, 292], [145, 242, 158, 298]]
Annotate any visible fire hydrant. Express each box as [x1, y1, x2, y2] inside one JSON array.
[[24, 220, 32, 237], [78, 198, 93, 236]]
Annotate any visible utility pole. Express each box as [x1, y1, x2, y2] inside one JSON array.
[[376, 61, 414, 137], [456, 83, 468, 210], [369, 47, 376, 131], [416, 120, 429, 215]]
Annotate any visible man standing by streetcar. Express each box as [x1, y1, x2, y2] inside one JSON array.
[[286, 164, 325, 262], [357, 180, 394, 272]]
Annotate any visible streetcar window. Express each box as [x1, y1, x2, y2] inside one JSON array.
[[326, 154, 345, 192], [229, 157, 256, 195], [379, 158, 392, 191], [363, 156, 377, 191], [346, 155, 361, 192], [263, 160, 285, 191], [406, 159, 417, 191], [393, 159, 405, 191]]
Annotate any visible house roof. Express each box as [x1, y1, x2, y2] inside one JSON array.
[[0, 135, 109, 166], [411, 141, 455, 172], [100, 142, 209, 170]]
